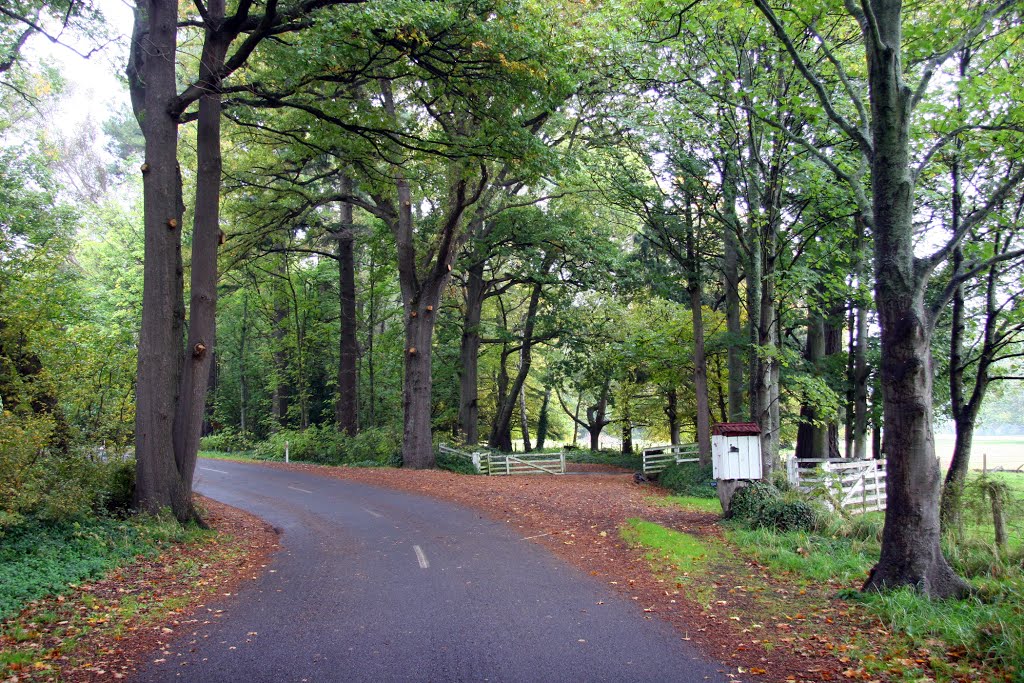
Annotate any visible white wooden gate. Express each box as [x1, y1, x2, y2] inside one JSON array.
[[787, 457, 887, 514], [642, 444, 699, 475], [438, 444, 566, 475]]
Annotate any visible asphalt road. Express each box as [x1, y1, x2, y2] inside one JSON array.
[[133, 459, 733, 683]]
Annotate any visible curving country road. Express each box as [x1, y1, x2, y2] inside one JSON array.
[[133, 459, 733, 682]]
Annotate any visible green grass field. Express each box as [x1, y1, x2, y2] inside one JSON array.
[[935, 434, 1024, 472]]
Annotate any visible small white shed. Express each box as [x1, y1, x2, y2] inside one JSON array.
[[711, 422, 763, 480]]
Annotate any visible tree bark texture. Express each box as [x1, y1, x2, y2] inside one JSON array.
[[795, 310, 827, 460], [861, 0, 970, 597], [665, 388, 680, 446], [587, 384, 611, 452], [334, 174, 359, 436], [721, 146, 746, 421], [271, 275, 290, 428], [458, 259, 485, 444], [169, 5, 227, 515], [535, 387, 550, 451], [489, 278, 545, 451], [685, 195, 712, 466], [519, 386, 531, 452], [942, 235, 1002, 532], [130, 0, 191, 520]]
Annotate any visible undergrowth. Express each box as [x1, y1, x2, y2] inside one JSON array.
[[656, 461, 716, 498], [563, 448, 642, 470], [0, 514, 208, 621]]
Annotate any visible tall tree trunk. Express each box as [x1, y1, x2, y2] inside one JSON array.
[[131, 0, 184, 517], [586, 381, 611, 452], [848, 214, 870, 460], [621, 420, 633, 455], [334, 174, 359, 436], [942, 236, 1001, 532], [861, 2, 969, 597], [392, 174, 451, 468], [238, 292, 248, 436], [271, 282, 290, 429], [721, 145, 745, 421], [665, 387, 680, 446], [535, 387, 551, 451], [756, 236, 778, 474], [519, 386, 531, 452], [488, 278, 545, 451], [795, 309, 827, 459], [825, 302, 844, 458], [941, 242, 969, 534], [458, 259, 485, 444], [939, 65, 978, 534], [365, 248, 377, 428], [684, 194, 712, 466], [745, 203, 763, 427]]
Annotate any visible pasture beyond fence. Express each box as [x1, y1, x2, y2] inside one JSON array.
[[786, 457, 887, 514], [438, 444, 565, 475], [641, 443, 700, 475]]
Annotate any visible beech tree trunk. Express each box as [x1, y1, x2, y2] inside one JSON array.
[[458, 259, 485, 444], [684, 194, 712, 466], [942, 234, 1003, 532], [334, 175, 358, 436], [621, 422, 633, 455], [131, 0, 185, 517], [860, 0, 969, 597], [721, 146, 745, 421], [535, 388, 550, 451], [400, 293, 441, 468], [519, 386, 531, 452], [795, 310, 827, 459], [848, 215, 870, 461], [587, 384, 610, 452], [271, 283, 290, 428], [665, 388, 680, 446], [489, 278, 545, 451]]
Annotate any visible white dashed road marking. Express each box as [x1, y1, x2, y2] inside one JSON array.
[[413, 545, 430, 569], [363, 508, 384, 518], [288, 485, 313, 494], [200, 466, 229, 474]]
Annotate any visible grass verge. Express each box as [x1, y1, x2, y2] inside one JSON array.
[[646, 494, 722, 514]]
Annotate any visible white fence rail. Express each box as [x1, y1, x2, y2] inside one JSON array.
[[642, 443, 700, 475], [438, 444, 483, 473], [438, 444, 566, 475], [787, 457, 887, 514], [483, 451, 566, 475]]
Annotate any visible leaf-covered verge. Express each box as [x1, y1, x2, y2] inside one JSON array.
[[626, 479, 1024, 683], [0, 497, 278, 681]]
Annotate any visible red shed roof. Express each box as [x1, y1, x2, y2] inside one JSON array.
[[712, 422, 761, 436]]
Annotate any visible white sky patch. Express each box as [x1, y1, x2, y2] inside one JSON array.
[[22, 0, 135, 134]]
